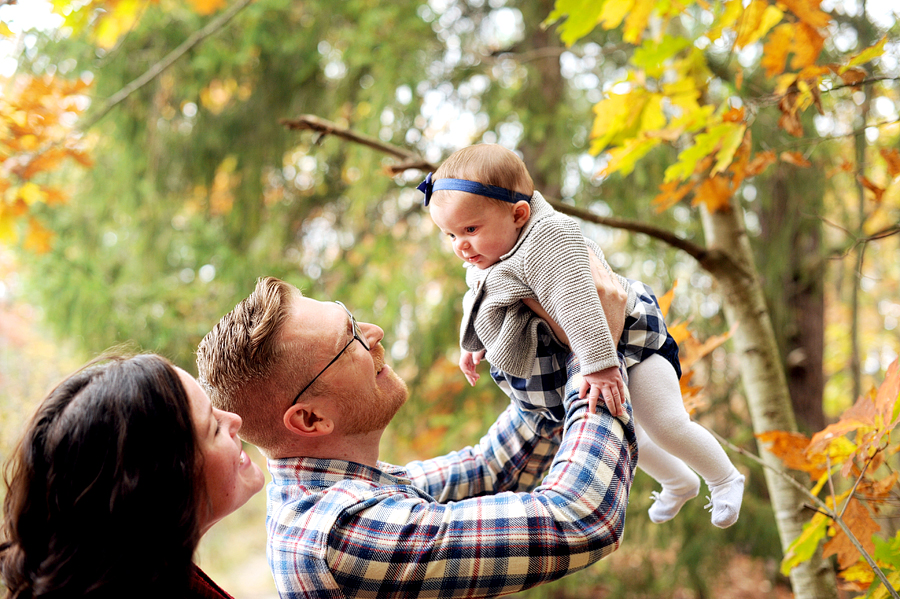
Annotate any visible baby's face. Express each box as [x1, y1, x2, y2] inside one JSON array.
[[430, 193, 524, 269]]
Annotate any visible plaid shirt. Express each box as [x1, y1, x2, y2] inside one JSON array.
[[266, 355, 637, 599]]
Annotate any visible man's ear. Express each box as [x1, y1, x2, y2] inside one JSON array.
[[512, 200, 530, 227], [283, 402, 334, 437]]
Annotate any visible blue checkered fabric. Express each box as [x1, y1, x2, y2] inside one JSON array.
[[265, 356, 637, 599], [492, 280, 680, 419]]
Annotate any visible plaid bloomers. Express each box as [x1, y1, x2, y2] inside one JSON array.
[[491, 279, 681, 422]]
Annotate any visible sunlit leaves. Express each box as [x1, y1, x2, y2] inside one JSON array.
[[0, 74, 93, 252], [733, 0, 783, 49], [762, 360, 900, 592], [843, 36, 888, 72]]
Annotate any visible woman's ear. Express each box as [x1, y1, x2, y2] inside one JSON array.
[[512, 201, 531, 227], [283, 402, 334, 437]]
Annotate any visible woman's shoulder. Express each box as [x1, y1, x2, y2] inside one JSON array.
[[188, 565, 234, 599]]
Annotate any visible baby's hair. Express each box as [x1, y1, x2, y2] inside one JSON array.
[[432, 144, 534, 207]]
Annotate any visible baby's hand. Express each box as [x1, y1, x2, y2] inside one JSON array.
[[460, 350, 486, 386], [580, 366, 626, 417]]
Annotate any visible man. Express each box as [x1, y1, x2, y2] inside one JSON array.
[[197, 269, 637, 598]]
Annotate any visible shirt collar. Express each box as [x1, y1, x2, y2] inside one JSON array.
[[267, 456, 412, 486]]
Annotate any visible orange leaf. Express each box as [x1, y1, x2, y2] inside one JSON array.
[[880, 148, 900, 178], [722, 106, 745, 123], [791, 23, 825, 69], [656, 281, 677, 317], [745, 150, 777, 177], [692, 175, 733, 212], [761, 24, 793, 78], [780, 151, 812, 168], [778, 106, 805, 137], [826, 161, 855, 178], [187, 0, 227, 15], [822, 497, 880, 569], [857, 471, 899, 502], [778, 0, 832, 29], [839, 67, 867, 86], [859, 175, 885, 203], [756, 430, 825, 477], [666, 320, 692, 345], [23, 218, 54, 254], [653, 180, 694, 212]]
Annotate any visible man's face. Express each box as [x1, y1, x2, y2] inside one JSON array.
[[282, 295, 408, 436]]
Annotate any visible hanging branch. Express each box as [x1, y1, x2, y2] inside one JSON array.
[[79, 0, 256, 131], [280, 113, 726, 270]]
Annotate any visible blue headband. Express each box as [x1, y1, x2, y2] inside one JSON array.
[[417, 172, 532, 207]]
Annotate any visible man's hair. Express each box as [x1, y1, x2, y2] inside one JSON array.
[[432, 144, 534, 207], [0, 354, 200, 599], [196, 277, 309, 450]]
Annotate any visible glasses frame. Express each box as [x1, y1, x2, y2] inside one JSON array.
[[291, 301, 370, 405]]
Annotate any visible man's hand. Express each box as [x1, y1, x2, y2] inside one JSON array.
[[589, 254, 627, 343], [460, 349, 486, 386], [580, 365, 626, 416]]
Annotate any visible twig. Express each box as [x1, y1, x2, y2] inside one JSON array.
[[79, 0, 255, 131]]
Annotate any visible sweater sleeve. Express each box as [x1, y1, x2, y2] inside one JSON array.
[[520, 218, 620, 375]]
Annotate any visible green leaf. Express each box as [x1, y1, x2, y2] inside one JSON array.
[[632, 35, 692, 78], [664, 122, 733, 182], [544, 0, 610, 46], [873, 531, 900, 570], [712, 123, 746, 175], [781, 513, 829, 576]]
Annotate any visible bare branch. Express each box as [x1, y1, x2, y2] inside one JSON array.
[[79, 0, 256, 131]]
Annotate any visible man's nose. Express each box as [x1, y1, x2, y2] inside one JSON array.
[[361, 322, 384, 348]]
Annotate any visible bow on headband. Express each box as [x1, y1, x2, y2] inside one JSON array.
[[417, 172, 532, 207]]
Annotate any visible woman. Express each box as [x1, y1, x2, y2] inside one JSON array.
[[0, 354, 265, 598]]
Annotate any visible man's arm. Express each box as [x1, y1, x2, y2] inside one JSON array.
[[303, 357, 637, 599]]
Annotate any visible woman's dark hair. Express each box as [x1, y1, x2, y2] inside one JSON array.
[[0, 354, 201, 599]]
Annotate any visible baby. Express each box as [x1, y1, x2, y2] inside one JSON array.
[[420, 144, 745, 528]]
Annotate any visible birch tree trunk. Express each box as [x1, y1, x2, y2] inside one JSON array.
[[700, 200, 837, 599]]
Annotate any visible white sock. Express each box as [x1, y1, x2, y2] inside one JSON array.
[[705, 471, 745, 528], [648, 483, 700, 524]]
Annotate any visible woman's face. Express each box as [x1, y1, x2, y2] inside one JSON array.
[[177, 368, 265, 534]]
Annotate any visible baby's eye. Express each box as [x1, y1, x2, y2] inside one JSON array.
[[465, 226, 477, 234], [447, 233, 456, 240]]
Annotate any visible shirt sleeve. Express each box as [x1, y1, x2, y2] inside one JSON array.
[[404, 402, 563, 501], [521, 220, 620, 375], [323, 356, 637, 599]]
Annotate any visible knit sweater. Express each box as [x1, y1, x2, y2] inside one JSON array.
[[460, 191, 637, 379]]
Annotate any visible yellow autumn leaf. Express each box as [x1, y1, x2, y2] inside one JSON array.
[[599, 0, 635, 30], [707, 0, 742, 42], [623, 0, 655, 44], [761, 24, 793, 77], [712, 123, 746, 176], [843, 36, 888, 72], [734, 0, 783, 49], [18, 183, 47, 205], [92, 0, 143, 49], [0, 22, 13, 37], [656, 281, 677, 317]]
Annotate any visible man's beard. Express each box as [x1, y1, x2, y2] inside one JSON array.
[[339, 369, 409, 436]]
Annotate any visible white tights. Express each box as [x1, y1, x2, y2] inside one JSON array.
[[629, 353, 736, 490]]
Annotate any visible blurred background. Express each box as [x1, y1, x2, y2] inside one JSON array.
[[1, 0, 898, 596]]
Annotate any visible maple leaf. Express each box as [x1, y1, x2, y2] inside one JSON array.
[[656, 281, 677, 317], [734, 0, 783, 49], [778, 0, 832, 29], [692, 175, 733, 212], [823, 497, 880, 569], [756, 430, 826, 477], [745, 150, 777, 178], [623, 0, 654, 43], [782, 512, 829, 575], [791, 23, 825, 70], [880, 148, 900, 179], [653, 180, 695, 212], [761, 24, 793, 78]]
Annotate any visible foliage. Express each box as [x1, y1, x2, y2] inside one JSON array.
[[760, 358, 900, 597]]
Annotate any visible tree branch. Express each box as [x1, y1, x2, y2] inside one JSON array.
[[79, 0, 255, 131], [280, 113, 716, 265]]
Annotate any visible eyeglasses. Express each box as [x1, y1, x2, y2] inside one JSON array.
[[291, 301, 370, 405]]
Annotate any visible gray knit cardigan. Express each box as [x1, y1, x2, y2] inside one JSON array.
[[460, 191, 637, 379]]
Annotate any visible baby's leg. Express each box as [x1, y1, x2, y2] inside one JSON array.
[[635, 422, 700, 523], [630, 353, 744, 527]]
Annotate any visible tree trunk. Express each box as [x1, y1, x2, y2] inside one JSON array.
[[700, 200, 837, 599]]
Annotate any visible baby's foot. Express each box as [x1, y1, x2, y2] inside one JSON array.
[[648, 485, 699, 524], [705, 473, 745, 528]]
